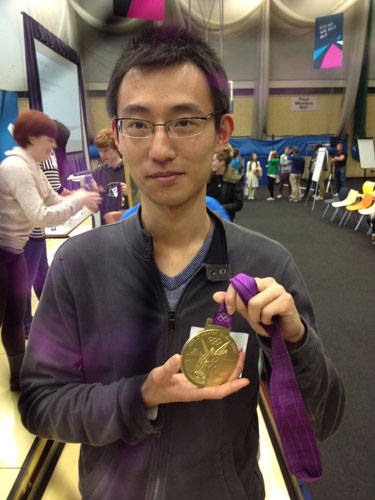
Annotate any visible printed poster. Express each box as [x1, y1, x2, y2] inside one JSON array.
[[314, 13, 343, 69], [113, 0, 165, 21]]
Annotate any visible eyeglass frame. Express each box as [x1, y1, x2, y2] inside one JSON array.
[[113, 111, 224, 139]]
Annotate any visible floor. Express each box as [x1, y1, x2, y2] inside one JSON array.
[[1, 213, 296, 499]]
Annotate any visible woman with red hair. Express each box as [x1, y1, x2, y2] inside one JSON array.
[[0, 110, 101, 391]]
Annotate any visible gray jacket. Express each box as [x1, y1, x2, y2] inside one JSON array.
[[19, 211, 344, 500]]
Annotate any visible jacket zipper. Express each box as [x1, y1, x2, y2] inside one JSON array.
[[167, 309, 176, 355], [150, 267, 210, 500], [151, 310, 176, 500]]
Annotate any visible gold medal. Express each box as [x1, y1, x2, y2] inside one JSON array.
[[181, 318, 238, 387]]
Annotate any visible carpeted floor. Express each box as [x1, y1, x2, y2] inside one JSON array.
[[234, 179, 375, 500]]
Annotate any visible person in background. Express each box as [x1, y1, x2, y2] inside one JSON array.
[[23, 120, 73, 339], [288, 146, 306, 202], [54, 120, 71, 182], [207, 147, 243, 221], [245, 152, 262, 200], [229, 147, 242, 175], [93, 128, 128, 224], [303, 145, 318, 201], [331, 142, 347, 195], [19, 26, 344, 500], [266, 150, 279, 201], [277, 145, 292, 198], [0, 109, 101, 391]]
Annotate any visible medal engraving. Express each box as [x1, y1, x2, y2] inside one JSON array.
[[181, 319, 238, 387]]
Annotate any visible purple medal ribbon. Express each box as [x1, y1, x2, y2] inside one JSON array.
[[212, 273, 322, 482]]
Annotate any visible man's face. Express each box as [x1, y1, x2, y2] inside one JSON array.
[[113, 63, 232, 210], [337, 144, 343, 154], [98, 146, 119, 167], [285, 147, 290, 155]]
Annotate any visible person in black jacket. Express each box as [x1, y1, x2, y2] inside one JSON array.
[[19, 25, 344, 500], [207, 147, 243, 221]]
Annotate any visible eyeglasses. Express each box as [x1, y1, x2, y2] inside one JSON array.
[[114, 111, 222, 139]]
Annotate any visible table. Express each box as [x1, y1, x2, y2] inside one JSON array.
[[45, 210, 92, 238]]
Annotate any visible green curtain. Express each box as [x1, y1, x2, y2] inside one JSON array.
[[353, 0, 373, 138]]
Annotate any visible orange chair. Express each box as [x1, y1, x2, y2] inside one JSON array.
[[339, 193, 374, 226], [357, 202, 375, 232]]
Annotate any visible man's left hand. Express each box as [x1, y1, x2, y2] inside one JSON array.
[[213, 277, 305, 344]]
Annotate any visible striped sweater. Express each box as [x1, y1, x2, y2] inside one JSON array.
[[30, 150, 64, 239]]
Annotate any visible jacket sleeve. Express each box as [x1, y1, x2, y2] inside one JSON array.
[[222, 182, 243, 215], [257, 257, 345, 442], [18, 253, 161, 446]]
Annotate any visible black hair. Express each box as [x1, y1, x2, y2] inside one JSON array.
[[53, 120, 70, 181], [106, 25, 230, 131]]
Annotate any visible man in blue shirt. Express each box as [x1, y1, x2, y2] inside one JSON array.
[[288, 146, 306, 202]]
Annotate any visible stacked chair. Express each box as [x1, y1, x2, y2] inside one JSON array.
[[327, 189, 359, 222], [327, 181, 375, 229], [322, 187, 350, 219], [339, 192, 374, 227], [347, 181, 375, 231]]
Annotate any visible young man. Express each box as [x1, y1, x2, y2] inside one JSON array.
[[19, 26, 344, 500], [288, 146, 306, 202], [331, 142, 347, 194], [92, 128, 128, 224]]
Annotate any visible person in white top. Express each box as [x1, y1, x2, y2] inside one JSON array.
[[0, 109, 101, 391], [245, 153, 262, 200], [277, 146, 292, 198]]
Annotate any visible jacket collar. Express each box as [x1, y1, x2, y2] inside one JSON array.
[[120, 207, 230, 282]]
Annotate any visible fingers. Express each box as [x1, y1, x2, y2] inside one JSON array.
[[250, 278, 304, 340], [191, 348, 248, 400], [248, 277, 285, 325], [212, 287, 248, 317], [199, 374, 249, 401], [212, 277, 303, 340], [91, 178, 99, 192], [120, 183, 128, 195], [152, 354, 181, 385], [142, 350, 249, 407], [84, 192, 102, 213]]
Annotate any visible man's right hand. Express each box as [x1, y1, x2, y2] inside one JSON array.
[[141, 350, 249, 408]]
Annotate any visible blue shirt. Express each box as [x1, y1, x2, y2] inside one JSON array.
[[288, 153, 305, 174]]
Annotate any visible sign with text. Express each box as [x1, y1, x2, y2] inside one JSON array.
[[291, 96, 317, 111], [314, 13, 344, 69]]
